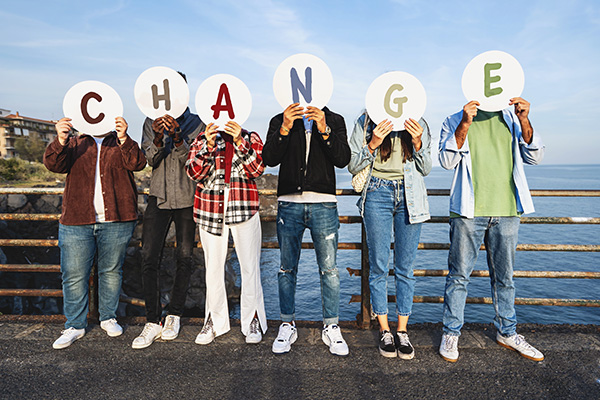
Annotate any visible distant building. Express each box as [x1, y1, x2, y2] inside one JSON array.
[[0, 109, 57, 159]]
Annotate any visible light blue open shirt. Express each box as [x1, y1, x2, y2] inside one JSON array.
[[438, 108, 545, 218]]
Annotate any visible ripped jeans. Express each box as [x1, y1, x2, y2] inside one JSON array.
[[276, 201, 340, 325]]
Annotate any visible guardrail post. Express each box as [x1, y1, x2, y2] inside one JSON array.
[[358, 224, 371, 329]]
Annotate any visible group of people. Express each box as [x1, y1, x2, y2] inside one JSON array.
[[44, 71, 545, 363]]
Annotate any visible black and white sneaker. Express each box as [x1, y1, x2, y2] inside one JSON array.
[[379, 330, 397, 358], [395, 331, 415, 360]]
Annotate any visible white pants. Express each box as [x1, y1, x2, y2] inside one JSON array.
[[199, 204, 267, 337]]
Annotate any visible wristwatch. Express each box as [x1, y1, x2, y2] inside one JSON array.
[[320, 125, 331, 136]]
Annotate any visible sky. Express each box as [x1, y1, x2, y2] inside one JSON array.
[[1, 0, 599, 165]]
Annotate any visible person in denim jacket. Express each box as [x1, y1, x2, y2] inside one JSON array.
[[348, 111, 431, 359]]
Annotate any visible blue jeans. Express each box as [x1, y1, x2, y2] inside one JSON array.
[[276, 202, 340, 325], [363, 177, 422, 316], [442, 217, 520, 336], [58, 221, 136, 329]]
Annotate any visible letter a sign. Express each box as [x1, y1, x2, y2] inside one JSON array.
[[365, 71, 427, 130], [273, 53, 333, 109], [134, 66, 190, 119], [195, 74, 252, 127], [462, 50, 525, 111]]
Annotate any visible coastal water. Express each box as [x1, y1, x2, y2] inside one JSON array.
[[230, 164, 600, 325]]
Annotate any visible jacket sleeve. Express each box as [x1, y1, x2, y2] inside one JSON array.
[[347, 113, 376, 175], [235, 131, 264, 180], [261, 114, 289, 167], [141, 118, 167, 168], [43, 137, 73, 174], [185, 132, 217, 183], [508, 112, 545, 165], [119, 135, 147, 171], [317, 111, 351, 168], [438, 111, 468, 170], [413, 118, 432, 177]]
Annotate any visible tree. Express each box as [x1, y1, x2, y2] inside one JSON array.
[[14, 133, 47, 162]]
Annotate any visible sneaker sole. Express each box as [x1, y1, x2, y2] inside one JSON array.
[[439, 353, 458, 362], [132, 333, 161, 349], [397, 351, 415, 360], [195, 335, 215, 345], [379, 348, 397, 358], [161, 333, 179, 341], [272, 331, 297, 354], [496, 340, 544, 361], [246, 335, 262, 344], [101, 327, 123, 337]]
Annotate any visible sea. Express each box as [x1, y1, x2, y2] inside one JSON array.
[[229, 164, 600, 325]]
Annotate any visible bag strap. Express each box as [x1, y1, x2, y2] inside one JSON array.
[[361, 112, 370, 147]]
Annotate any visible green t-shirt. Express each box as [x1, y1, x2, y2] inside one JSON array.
[[372, 132, 405, 181], [467, 110, 517, 217]]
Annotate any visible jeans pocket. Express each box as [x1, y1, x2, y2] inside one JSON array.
[[321, 202, 337, 209], [366, 178, 380, 193], [278, 201, 292, 208]]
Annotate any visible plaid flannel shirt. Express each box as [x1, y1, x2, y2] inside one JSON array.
[[185, 130, 264, 236]]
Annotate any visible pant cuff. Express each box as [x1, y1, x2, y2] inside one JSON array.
[[324, 317, 339, 326], [281, 313, 295, 323]]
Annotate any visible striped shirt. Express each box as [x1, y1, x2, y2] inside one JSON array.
[[185, 130, 264, 236]]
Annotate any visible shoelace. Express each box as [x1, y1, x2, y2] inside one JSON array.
[[61, 327, 79, 336], [276, 323, 294, 341], [444, 335, 458, 350], [326, 325, 344, 344], [381, 331, 394, 346], [140, 323, 158, 338], [164, 316, 176, 330], [397, 332, 411, 347], [514, 334, 534, 349], [249, 318, 260, 335], [200, 316, 213, 335]]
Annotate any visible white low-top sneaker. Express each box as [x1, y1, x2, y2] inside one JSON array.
[[439, 333, 459, 362], [100, 318, 123, 337], [322, 324, 349, 356], [132, 323, 162, 349], [53, 327, 85, 349], [161, 315, 180, 341], [195, 316, 215, 345], [496, 332, 544, 361], [245, 317, 262, 344], [272, 322, 297, 354]]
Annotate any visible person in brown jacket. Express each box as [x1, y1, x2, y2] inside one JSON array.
[[44, 116, 146, 349]]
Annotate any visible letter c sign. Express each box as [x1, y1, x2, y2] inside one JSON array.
[[62, 81, 123, 136]]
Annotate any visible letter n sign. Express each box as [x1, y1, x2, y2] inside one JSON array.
[[290, 67, 312, 104]]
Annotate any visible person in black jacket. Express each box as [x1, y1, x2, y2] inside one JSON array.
[[262, 103, 351, 356]]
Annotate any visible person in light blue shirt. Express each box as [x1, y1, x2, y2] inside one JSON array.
[[438, 97, 545, 363]]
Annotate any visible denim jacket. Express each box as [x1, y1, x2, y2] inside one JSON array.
[[348, 113, 432, 224], [438, 108, 545, 218]]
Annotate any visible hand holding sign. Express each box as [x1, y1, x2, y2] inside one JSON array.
[[55, 118, 73, 145]]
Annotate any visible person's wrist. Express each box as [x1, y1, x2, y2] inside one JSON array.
[[368, 143, 377, 152], [319, 125, 331, 136]]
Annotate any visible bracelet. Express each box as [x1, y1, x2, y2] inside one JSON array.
[[368, 144, 377, 152], [281, 126, 290, 134]]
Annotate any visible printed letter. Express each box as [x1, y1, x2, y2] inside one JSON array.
[[81, 92, 105, 124], [484, 63, 503, 98], [151, 79, 172, 111], [290, 67, 312, 104], [383, 84, 408, 118], [210, 84, 235, 120]]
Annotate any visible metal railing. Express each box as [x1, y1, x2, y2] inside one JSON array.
[[0, 187, 599, 328]]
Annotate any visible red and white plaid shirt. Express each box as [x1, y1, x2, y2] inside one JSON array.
[[185, 130, 264, 236]]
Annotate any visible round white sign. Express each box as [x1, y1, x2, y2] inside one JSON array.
[[62, 81, 123, 137], [462, 50, 525, 112], [195, 74, 252, 127], [273, 53, 333, 109], [134, 66, 190, 119], [365, 71, 427, 131]]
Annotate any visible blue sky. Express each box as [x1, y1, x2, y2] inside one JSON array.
[[1, 0, 599, 165]]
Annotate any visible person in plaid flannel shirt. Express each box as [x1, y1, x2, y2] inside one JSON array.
[[185, 120, 267, 345]]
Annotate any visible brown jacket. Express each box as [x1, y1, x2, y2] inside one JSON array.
[[43, 133, 147, 225]]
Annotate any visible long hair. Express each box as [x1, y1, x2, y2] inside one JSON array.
[[367, 114, 427, 163]]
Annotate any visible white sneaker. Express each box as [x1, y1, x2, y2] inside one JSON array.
[[439, 333, 459, 362], [272, 322, 297, 354], [496, 332, 544, 361], [195, 315, 215, 345], [53, 327, 85, 349], [100, 318, 123, 337], [246, 317, 262, 344], [132, 323, 162, 349], [161, 315, 181, 341], [322, 324, 349, 356]]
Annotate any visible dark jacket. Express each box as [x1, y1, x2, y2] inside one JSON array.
[[43, 133, 147, 225], [262, 107, 350, 197]]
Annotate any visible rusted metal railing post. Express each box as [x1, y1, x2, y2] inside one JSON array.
[[358, 224, 371, 329]]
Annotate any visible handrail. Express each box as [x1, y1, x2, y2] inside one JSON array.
[[0, 187, 598, 328]]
